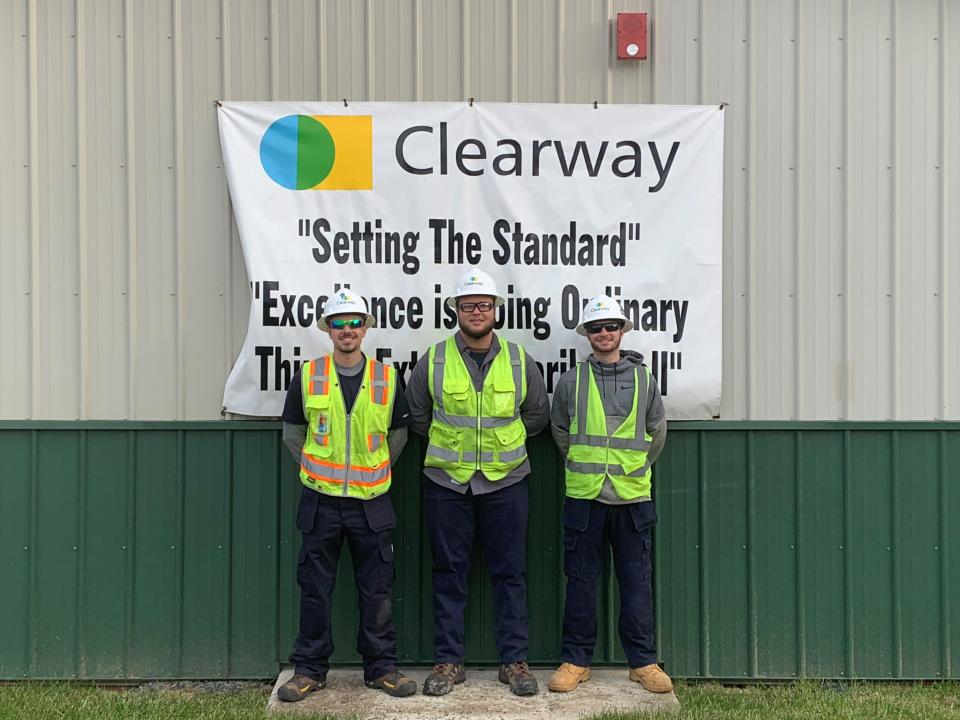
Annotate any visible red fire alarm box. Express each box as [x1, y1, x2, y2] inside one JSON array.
[[617, 13, 648, 60]]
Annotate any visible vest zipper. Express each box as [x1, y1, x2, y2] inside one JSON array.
[[343, 402, 351, 497]]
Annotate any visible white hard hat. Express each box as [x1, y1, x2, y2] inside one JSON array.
[[576, 294, 634, 336], [319, 288, 376, 330], [445, 267, 505, 309]]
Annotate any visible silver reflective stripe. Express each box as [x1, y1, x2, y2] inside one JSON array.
[[632, 365, 649, 444], [432, 410, 514, 429], [302, 454, 391, 484], [499, 446, 527, 463], [565, 459, 650, 477], [312, 433, 327, 447], [609, 435, 652, 451], [506, 341, 523, 414], [369, 434, 382, 451], [426, 444, 459, 462], [570, 361, 592, 443], [463, 450, 496, 463], [432, 340, 447, 414]]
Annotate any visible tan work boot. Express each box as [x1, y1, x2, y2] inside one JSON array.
[[629, 664, 673, 693], [548, 663, 590, 692]]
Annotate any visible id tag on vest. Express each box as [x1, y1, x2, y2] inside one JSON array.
[[316, 413, 330, 435]]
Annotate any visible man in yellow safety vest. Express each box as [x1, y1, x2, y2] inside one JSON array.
[[405, 267, 550, 697], [547, 294, 673, 695], [278, 288, 417, 701]]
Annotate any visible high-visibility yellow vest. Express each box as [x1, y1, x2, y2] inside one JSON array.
[[299, 355, 395, 499], [565, 361, 653, 500], [425, 336, 528, 483]]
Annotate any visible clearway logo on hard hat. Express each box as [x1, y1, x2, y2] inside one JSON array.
[[339, 292, 350, 301]]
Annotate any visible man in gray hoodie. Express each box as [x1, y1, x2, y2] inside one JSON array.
[[547, 293, 671, 695]]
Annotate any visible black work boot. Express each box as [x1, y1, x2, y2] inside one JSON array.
[[499, 661, 539, 696], [422, 663, 466, 696], [365, 669, 418, 697], [277, 673, 325, 702]]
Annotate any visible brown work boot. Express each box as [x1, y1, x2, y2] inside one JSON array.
[[365, 669, 417, 697], [629, 664, 674, 693], [277, 673, 325, 702], [498, 661, 539, 696], [547, 662, 590, 692], [422, 663, 466, 696]]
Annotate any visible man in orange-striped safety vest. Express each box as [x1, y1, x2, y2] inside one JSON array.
[[278, 288, 417, 701]]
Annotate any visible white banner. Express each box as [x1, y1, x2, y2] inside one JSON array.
[[218, 102, 724, 419]]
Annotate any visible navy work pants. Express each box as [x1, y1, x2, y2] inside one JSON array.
[[424, 477, 530, 664], [560, 497, 658, 668], [289, 487, 398, 681]]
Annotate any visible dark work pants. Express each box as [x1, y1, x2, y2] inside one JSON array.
[[560, 497, 658, 668], [424, 477, 530, 665], [289, 488, 398, 681]]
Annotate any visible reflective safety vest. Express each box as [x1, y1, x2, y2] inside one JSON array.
[[299, 355, 396, 500], [425, 336, 528, 483], [565, 361, 653, 500]]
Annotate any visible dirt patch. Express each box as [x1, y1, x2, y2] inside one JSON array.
[[268, 667, 678, 719]]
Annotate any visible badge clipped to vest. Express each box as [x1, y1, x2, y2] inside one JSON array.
[[316, 413, 330, 436]]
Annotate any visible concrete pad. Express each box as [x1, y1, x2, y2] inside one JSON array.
[[268, 666, 679, 719]]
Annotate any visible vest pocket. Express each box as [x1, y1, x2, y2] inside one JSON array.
[[494, 421, 525, 448], [490, 378, 515, 416], [367, 433, 385, 453]]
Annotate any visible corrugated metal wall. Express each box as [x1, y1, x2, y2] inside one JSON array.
[[0, 0, 956, 421], [1, 423, 957, 680]]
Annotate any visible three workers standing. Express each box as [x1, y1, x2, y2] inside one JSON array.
[[278, 270, 671, 701]]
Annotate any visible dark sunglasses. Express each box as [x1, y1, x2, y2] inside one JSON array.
[[585, 321, 623, 334], [329, 318, 364, 330], [458, 301, 495, 313]]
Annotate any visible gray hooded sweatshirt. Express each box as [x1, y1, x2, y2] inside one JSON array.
[[550, 349, 667, 505]]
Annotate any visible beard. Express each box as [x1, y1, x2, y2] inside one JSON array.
[[458, 317, 495, 339], [588, 334, 622, 354]]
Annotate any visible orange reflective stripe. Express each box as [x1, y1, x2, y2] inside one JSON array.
[[302, 452, 390, 473], [301, 464, 391, 489], [309, 356, 331, 396], [368, 361, 389, 405]]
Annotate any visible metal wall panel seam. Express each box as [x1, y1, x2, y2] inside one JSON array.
[[76, 429, 87, 676], [746, 430, 757, 675], [509, 0, 517, 103], [413, 0, 421, 101], [123, 0, 137, 420], [27, 429, 38, 676], [461, 0, 469, 99], [220, 0, 232, 400], [365, 0, 373, 99], [842, 429, 853, 677], [268, 0, 278, 100], [604, 0, 612, 104], [75, 0, 88, 419], [697, 0, 704, 103], [224, 429, 234, 675], [794, 430, 805, 676], [939, 430, 951, 677], [317, 1, 326, 100], [27, 0, 39, 419], [745, 0, 756, 418], [792, 0, 802, 419], [939, 0, 949, 419], [175, 429, 186, 674], [556, 0, 564, 103], [697, 430, 709, 676], [890, 0, 900, 420], [841, 0, 851, 420], [891, 429, 903, 676], [173, 0, 185, 421], [123, 429, 137, 677]]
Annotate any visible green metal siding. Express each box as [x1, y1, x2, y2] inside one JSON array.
[[0, 422, 957, 680]]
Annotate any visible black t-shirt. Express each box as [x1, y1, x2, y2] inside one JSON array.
[[282, 359, 408, 430]]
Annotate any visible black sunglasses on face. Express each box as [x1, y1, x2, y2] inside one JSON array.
[[458, 301, 495, 313], [586, 322, 623, 334], [329, 318, 364, 330]]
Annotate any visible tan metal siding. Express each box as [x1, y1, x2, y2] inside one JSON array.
[[1, 0, 957, 420]]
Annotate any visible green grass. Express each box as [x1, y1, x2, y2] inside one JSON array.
[[0, 681, 958, 720]]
